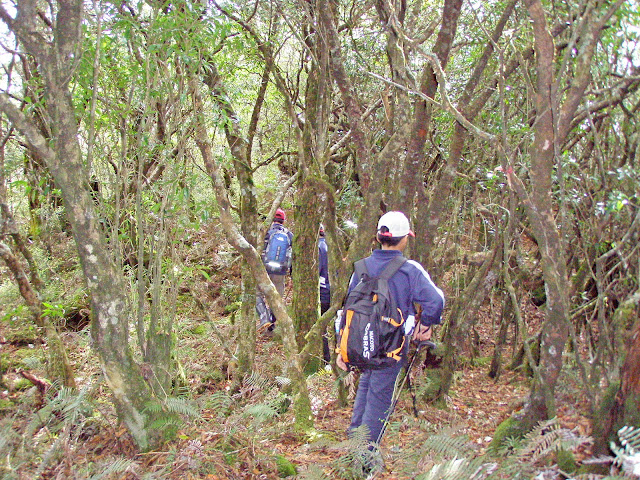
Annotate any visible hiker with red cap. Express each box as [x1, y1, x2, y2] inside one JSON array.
[[337, 211, 444, 475], [257, 208, 294, 333]]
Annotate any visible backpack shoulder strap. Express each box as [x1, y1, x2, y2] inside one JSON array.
[[353, 258, 369, 281], [378, 255, 407, 281]]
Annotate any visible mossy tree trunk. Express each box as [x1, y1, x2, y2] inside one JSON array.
[[292, 177, 324, 363], [395, 0, 464, 218], [291, 29, 332, 365]]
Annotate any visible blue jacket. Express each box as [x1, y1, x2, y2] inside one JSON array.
[[348, 249, 444, 328], [318, 237, 331, 304]]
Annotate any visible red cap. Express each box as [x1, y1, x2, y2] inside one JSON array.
[[274, 208, 286, 221]]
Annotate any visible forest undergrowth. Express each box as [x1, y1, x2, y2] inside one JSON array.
[[0, 227, 634, 480]]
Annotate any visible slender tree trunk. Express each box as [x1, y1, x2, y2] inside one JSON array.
[[504, 0, 570, 428], [416, 0, 516, 271], [489, 301, 512, 380], [203, 61, 263, 376], [396, 0, 464, 215], [190, 78, 314, 431], [497, 0, 624, 439], [436, 236, 501, 399]]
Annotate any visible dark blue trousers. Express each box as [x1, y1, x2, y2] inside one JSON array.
[[348, 360, 404, 446]]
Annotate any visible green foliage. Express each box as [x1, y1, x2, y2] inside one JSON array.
[[0, 398, 15, 413], [143, 395, 200, 440], [275, 454, 298, 477], [243, 402, 279, 423], [556, 448, 577, 473], [421, 432, 475, 458], [13, 378, 32, 391], [204, 391, 233, 417], [1, 305, 27, 324], [223, 301, 242, 314], [41, 302, 65, 319], [416, 369, 443, 404], [1, 385, 99, 476], [296, 464, 331, 480], [189, 323, 207, 335], [516, 418, 591, 465], [326, 425, 380, 480], [0, 308, 40, 344], [489, 416, 530, 454], [336, 180, 364, 228]]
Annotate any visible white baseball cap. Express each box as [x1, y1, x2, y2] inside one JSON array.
[[377, 211, 415, 238]]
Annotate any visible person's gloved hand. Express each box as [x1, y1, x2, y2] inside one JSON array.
[[412, 323, 432, 342], [336, 355, 348, 371]]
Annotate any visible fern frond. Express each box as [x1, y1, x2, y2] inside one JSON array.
[[385, 419, 403, 438], [87, 457, 137, 480], [24, 403, 55, 438], [243, 403, 278, 421], [205, 391, 233, 415], [296, 464, 331, 480], [339, 370, 358, 399], [59, 385, 92, 423], [421, 432, 473, 458], [148, 415, 183, 430], [243, 371, 270, 392], [416, 456, 497, 480], [496, 435, 522, 456], [21, 356, 43, 370], [330, 447, 380, 480], [164, 396, 199, 417], [47, 385, 76, 403], [173, 385, 192, 398], [35, 422, 69, 478], [275, 376, 291, 386], [581, 455, 615, 466], [618, 425, 640, 452], [516, 418, 578, 463], [339, 425, 372, 453], [143, 400, 164, 415], [415, 418, 436, 432], [522, 418, 560, 442], [610, 425, 640, 474]]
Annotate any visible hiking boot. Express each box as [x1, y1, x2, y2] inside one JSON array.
[[350, 449, 384, 480]]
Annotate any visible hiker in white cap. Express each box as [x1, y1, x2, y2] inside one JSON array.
[[337, 211, 445, 476]]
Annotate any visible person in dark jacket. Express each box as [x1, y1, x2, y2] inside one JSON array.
[[337, 211, 445, 470], [318, 225, 332, 363], [257, 208, 293, 332]]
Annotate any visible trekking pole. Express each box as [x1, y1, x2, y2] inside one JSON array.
[[375, 340, 436, 446]]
